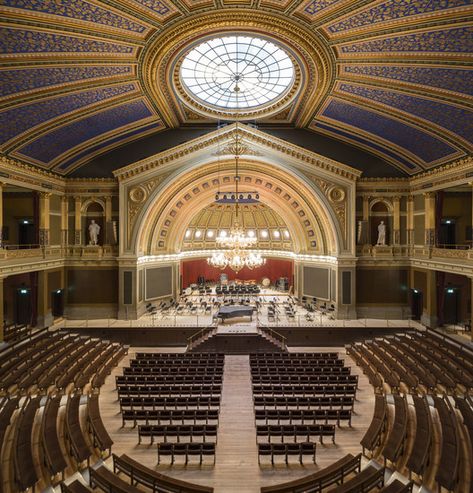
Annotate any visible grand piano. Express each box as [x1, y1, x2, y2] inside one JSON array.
[[217, 305, 255, 321]]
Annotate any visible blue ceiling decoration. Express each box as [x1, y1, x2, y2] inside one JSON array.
[[0, 27, 136, 55], [312, 121, 420, 173], [0, 83, 138, 146], [320, 98, 460, 167], [0, 0, 471, 176], [340, 65, 473, 98], [326, 0, 471, 34], [337, 83, 473, 146], [13, 99, 160, 169], [0, 65, 134, 98], [2, 0, 148, 34], [338, 26, 473, 55]]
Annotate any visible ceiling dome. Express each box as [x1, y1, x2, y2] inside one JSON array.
[[180, 35, 295, 111], [182, 203, 293, 251]]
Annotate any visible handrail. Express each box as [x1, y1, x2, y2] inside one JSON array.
[[3, 244, 41, 250], [187, 323, 216, 349], [258, 323, 287, 350], [435, 243, 471, 250]]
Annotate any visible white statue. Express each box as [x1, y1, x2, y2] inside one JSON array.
[[376, 220, 386, 246], [88, 220, 100, 246]]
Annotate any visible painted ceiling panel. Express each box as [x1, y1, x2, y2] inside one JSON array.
[[337, 26, 473, 56], [0, 26, 137, 56], [0, 0, 471, 176], [2, 0, 149, 35], [320, 98, 460, 165], [340, 65, 473, 98], [311, 121, 421, 173], [336, 83, 473, 147], [0, 65, 135, 98], [0, 83, 138, 146], [13, 99, 159, 167], [326, 0, 471, 36]]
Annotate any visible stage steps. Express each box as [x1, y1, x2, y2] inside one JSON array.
[[187, 330, 285, 354]]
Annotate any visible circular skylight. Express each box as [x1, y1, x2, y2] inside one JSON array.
[[180, 35, 294, 110]]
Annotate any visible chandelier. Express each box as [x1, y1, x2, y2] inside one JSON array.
[[207, 248, 265, 273], [207, 72, 265, 273]]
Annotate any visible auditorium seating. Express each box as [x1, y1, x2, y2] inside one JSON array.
[[41, 394, 68, 481], [113, 453, 214, 492], [65, 393, 92, 467], [87, 393, 113, 456], [260, 453, 361, 492], [347, 329, 473, 491], [158, 442, 216, 464], [138, 424, 218, 444], [360, 394, 387, 456], [405, 395, 432, 480], [379, 480, 413, 493], [251, 352, 356, 467], [327, 465, 384, 492]]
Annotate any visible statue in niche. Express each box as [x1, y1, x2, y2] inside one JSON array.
[[88, 220, 100, 246], [376, 220, 386, 246]]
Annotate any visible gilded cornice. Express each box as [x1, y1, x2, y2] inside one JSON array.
[[113, 123, 361, 181]]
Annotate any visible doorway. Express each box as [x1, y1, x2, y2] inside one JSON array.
[[18, 220, 36, 246], [15, 287, 32, 325], [410, 289, 423, 321], [51, 289, 64, 318], [444, 287, 459, 324], [439, 219, 456, 246]]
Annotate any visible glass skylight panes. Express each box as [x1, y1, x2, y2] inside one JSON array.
[[181, 35, 294, 109]]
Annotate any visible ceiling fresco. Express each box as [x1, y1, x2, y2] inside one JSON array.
[[0, 0, 471, 176]]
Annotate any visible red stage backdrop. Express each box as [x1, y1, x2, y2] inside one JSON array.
[[181, 258, 294, 288]]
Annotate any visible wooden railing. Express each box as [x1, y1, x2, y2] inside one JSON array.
[[187, 324, 216, 350], [258, 324, 287, 351]]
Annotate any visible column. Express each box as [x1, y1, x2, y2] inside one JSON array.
[[360, 195, 370, 245], [0, 276, 4, 342], [421, 269, 437, 328], [37, 270, 53, 328], [424, 192, 436, 247], [406, 195, 414, 246], [74, 196, 82, 245], [105, 195, 112, 245], [470, 278, 473, 341], [39, 192, 51, 246], [60, 195, 68, 246], [393, 196, 401, 246], [0, 182, 3, 248]]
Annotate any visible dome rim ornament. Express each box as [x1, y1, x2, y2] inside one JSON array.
[[140, 10, 333, 126]]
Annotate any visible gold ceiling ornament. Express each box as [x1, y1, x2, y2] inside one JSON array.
[[140, 10, 332, 126]]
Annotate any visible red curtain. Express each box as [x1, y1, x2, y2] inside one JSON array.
[[181, 258, 294, 288]]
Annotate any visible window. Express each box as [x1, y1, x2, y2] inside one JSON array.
[[181, 35, 294, 110]]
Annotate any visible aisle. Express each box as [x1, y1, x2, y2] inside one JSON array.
[[213, 355, 260, 493]]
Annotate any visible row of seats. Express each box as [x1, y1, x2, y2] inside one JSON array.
[[253, 395, 354, 410], [252, 383, 357, 397], [138, 424, 218, 444], [348, 330, 473, 492], [117, 383, 222, 397], [0, 330, 127, 492], [256, 424, 335, 444]]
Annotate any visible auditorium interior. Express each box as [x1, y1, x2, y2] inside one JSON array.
[[0, 1, 473, 492]]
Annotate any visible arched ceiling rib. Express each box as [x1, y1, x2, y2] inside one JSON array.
[[0, 0, 471, 176]]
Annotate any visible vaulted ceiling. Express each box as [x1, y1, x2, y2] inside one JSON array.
[[1, 0, 472, 177]]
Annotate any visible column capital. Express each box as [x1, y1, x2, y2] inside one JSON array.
[[407, 194, 414, 202], [39, 191, 52, 199], [423, 191, 436, 199]]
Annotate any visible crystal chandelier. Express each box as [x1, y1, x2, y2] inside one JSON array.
[[207, 248, 265, 273], [207, 78, 265, 273]]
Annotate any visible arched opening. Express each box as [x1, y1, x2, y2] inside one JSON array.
[[83, 201, 104, 246], [370, 200, 392, 246]]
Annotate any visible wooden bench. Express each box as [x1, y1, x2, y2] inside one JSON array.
[[382, 395, 408, 465], [360, 394, 386, 455], [406, 395, 431, 479], [113, 453, 213, 492], [65, 394, 91, 466], [260, 453, 361, 492], [87, 394, 113, 456], [379, 480, 413, 493], [90, 465, 143, 493], [327, 465, 384, 492], [41, 395, 67, 480], [61, 480, 93, 493]]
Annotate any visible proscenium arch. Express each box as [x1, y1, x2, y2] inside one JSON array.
[[132, 160, 342, 256]]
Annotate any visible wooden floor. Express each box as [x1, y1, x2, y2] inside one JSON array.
[[99, 347, 374, 493]]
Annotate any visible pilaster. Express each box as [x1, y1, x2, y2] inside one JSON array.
[[0, 183, 3, 248], [393, 196, 401, 246], [406, 195, 414, 246], [39, 192, 51, 247], [0, 276, 4, 341], [424, 192, 436, 247], [60, 195, 68, 246], [74, 196, 82, 245], [105, 195, 112, 245]]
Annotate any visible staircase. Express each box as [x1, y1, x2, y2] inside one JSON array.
[[187, 325, 286, 353]]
